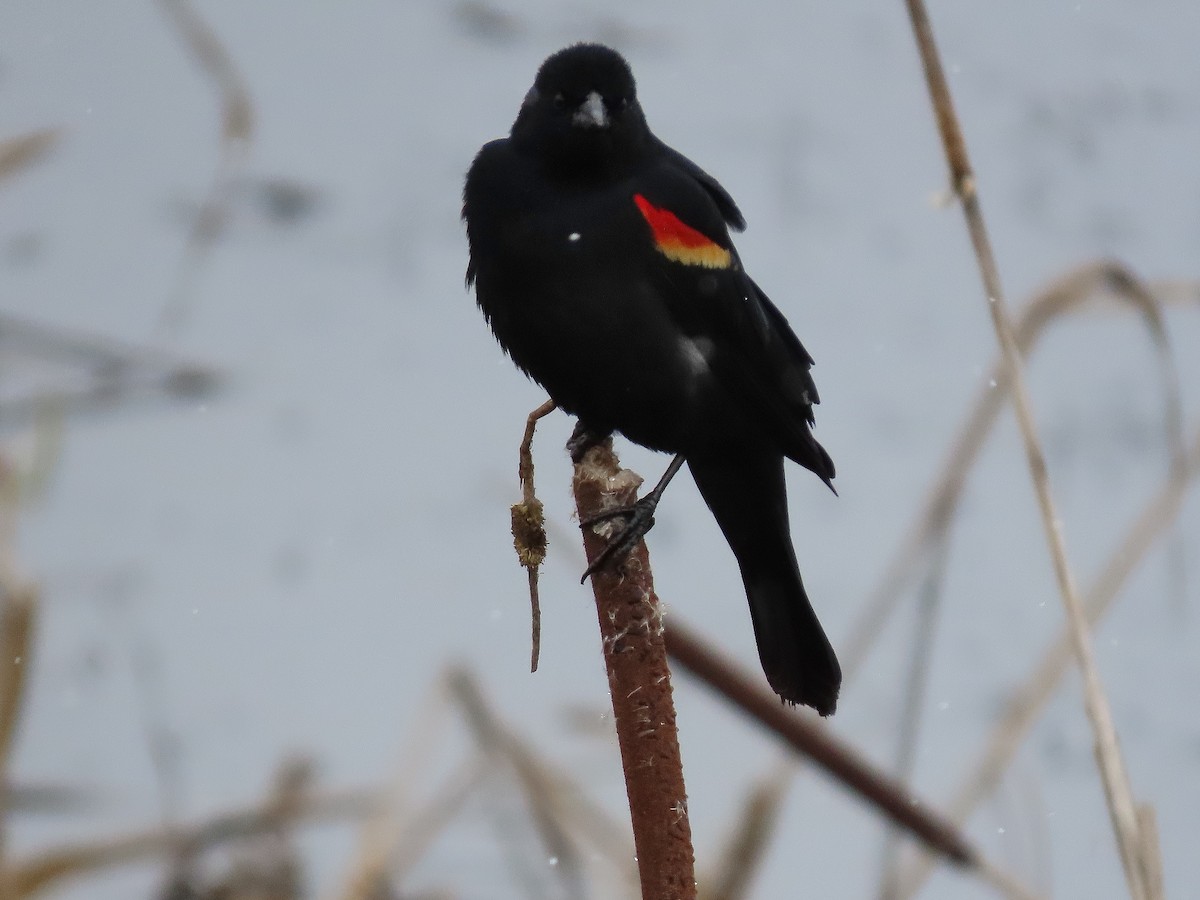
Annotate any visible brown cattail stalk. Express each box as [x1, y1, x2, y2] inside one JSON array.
[[573, 440, 696, 900]]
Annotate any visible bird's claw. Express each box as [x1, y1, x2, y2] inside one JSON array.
[[566, 422, 611, 463], [579, 498, 658, 582]]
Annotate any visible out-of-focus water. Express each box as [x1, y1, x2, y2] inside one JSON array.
[[2, 2, 1198, 896]]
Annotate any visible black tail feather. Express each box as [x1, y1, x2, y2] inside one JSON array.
[[688, 453, 841, 715]]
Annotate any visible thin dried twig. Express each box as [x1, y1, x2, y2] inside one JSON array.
[[127, 637, 184, 830], [876, 533, 951, 898], [513, 399, 556, 672], [699, 761, 791, 900], [574, 440, 696, 900], [156, 0, 255, 335], [903, 3, 1159, 896], [0, 313, 222, 432]]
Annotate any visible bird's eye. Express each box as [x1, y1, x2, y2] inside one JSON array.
[[618, 97, 630, 110], [552, 93, 566, 110]]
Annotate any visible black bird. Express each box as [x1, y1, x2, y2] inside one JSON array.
[[463, 43, 841, 715]]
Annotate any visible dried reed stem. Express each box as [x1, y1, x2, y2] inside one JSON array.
[[894, 423, 1200, 898], [574, 440, 696, 900], [449, 667, 638, 893], [7, 787, 379, 898], [700, 761, 791, 900], [449, 668, 587, 895], [383, 754, 490, 889], [664, 620, 971, 865], [903, 3, 1158, 896], [876, 534, 950, 898], [665, 621, 1046, 899], [0, 587, 35, 782], [0, 583, 37, 900], [0, 313, 223, 430], [842, 263, 1184, 680], [333, 676, 451, 900], [156, 0, 254, 335]]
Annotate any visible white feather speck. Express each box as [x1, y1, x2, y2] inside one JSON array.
[[679, 337, 712, 376]]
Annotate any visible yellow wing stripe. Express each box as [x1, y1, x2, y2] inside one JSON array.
[[634, 194, 732, 269]]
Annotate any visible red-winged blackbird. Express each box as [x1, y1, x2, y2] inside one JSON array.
[[463, 43, 841, 715]]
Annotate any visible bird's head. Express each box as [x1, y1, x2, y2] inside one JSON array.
[[511, 44, 649, 176]]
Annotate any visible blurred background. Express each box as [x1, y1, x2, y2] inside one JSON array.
[[1, 1, 1198, 897]]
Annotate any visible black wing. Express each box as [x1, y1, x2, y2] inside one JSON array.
[[645, 154, 833, 485], [652, 137, 746, 232], [724, 275, 834, 485]]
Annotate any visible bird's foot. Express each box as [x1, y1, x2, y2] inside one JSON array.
[[579, 495, 659, 582], [566, 421, 612, 464]]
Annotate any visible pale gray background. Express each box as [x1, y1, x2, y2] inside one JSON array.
[[3, 1, 1199, 897]]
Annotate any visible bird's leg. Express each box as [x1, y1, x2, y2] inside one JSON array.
[[579, 453, 686, 581]]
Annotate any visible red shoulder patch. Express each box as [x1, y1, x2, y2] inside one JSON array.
[[633, 194, 732, 269]]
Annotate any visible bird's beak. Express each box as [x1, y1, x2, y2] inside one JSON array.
[[572, 91, 609, 129]]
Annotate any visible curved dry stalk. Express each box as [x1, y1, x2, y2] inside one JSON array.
[[893, 423, 1200, 898], [385, 754, 492, 891], [902, 3, 1160, 896], [337, 671, 637, 899], [699, 760, 791, 900], [449, 668, 588, 898], [449, 667, 638, 894], [842, 264, 1190, 680], [332, 674, 452, 900], [496, 722, 639, 896]]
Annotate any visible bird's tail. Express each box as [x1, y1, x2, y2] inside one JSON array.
[[688, 453, 841, 715]]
